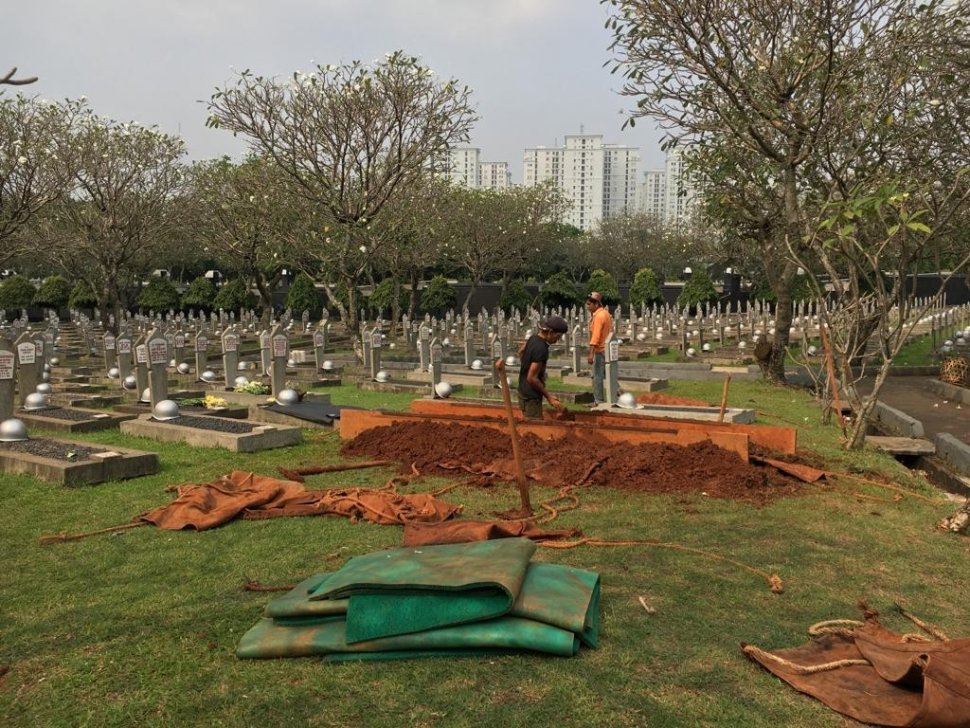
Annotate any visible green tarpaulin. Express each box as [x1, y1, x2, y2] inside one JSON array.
[[238, 538, 600, 661]]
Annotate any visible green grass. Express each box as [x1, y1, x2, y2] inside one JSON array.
[[892, 324, 965, 367], [1, 378, 966, 728]]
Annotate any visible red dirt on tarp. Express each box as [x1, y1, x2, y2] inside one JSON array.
[[341, 421, 804, 506]]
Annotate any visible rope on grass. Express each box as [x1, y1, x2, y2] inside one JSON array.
[[895, 602, 950, 641], [539, 538, 784, 593], [38, 521, 148, 545], [277, 460, 393, 483], [827, 471, 941, 504], [741, 643, 869, 674]]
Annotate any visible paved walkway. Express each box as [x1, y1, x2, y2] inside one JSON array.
[[871, 376, 970, 445]]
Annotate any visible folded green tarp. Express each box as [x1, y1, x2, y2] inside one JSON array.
[[310, 537, 537, 643], [238, 538, 600, 660]]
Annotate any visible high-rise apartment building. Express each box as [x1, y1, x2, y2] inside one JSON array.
[[443, 147, 481, 187], [523, 133, 639, 231], [637, 149, 696, 224], [480, 161, 512, 190]]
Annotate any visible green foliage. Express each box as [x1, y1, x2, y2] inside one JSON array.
[[499, 279, 533, 315], [586, 269, 620, 305], [136, 276, 181, 313], [213, 278, 255, 313], [419, 275, 456, 314], [368, 277, 407, 316], [67, 279, 98, 309], [628, 267, 663, 308], [181, 276, 217, 310], [540, 271, 583, 309], [285, 273, 321, 318], [0, 274, 37, 309], [677, 269, 719, 309], [32, 275, 72, 309]]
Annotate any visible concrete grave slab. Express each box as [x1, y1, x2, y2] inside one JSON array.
[[0, 438, 159, 486], [121, 413, 302, 452]]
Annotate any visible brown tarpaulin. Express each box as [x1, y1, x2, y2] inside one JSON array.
[[138, 470, 462, 531], [402, 520, 580, 547], [744, 617, 970, 727]]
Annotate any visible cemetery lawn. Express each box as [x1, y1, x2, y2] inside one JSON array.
[[2, 379, 966, 728]]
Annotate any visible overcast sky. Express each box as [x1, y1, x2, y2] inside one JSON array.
[[7, 0, 668, 181]]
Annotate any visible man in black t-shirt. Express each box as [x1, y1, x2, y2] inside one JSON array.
[[516, 315, 569, 419]]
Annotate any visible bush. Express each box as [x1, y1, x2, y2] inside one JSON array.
[[368, 277, 408, 317], [32, 275, 72, 309], [285, 273, 322, 318], [628, 267, 663, 309], [137, 276, 181, 313], [213, 278, 255, 313], [181, 276, 217, 310], [586, 269, 620, 306], [0, 274, 37, 310], [540, 271, 583, 309], [68, 280, 98, 309], [420, 275, 456, 314], [499, 279, 533, 315], [677, 269, 719, 310]]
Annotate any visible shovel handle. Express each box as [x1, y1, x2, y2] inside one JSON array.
[[494, 358, 532, 515]]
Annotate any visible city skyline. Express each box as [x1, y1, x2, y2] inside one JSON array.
[[6, 0, 668, 182]]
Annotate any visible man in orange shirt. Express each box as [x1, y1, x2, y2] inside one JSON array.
[[586, 291, 613, 405]]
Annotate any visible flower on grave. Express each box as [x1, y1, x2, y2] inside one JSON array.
[[203, 395, 228, 409]]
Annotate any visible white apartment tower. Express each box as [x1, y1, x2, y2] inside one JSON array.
[[480, 161, 512, 190], [523, 134, 639, 231], [638, 149, 696, 223], [445, 147, 481, 187]]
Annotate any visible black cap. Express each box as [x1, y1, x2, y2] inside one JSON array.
[[541, 315, 569, 334]]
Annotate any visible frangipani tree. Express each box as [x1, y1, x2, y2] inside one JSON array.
[[206, 51, 476, 331], [0, 95, 75, 267], [35, 101, 186, 329]]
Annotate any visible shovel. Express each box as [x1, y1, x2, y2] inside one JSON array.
[[494, 358, 532, 518]]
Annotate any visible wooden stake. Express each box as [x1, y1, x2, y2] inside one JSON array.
[[718, 374, 732, 423]]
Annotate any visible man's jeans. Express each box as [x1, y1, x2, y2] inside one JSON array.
[[591, 351, 605, 403]]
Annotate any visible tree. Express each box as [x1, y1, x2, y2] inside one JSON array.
[[181, 276, 217, 311], [68, 279, 97, 309], [603, 0, 968, 384], [420, 275, 456, 315], [137, 276, 181, 313], [206, 51, 476, 332], [32, 274, 72, 309], [438, 183, 564, 310], [368, 277, 408, 319], [586, 270, 620, 305], [285, 272, 322, 318], [33, 101, 186, 331], [499, 279, 533, 315], [213, 278, 254, 313], [0, 273, 35, 309], [0, 95, 75, 267], [540, 271, 583, 309], [588, 212, 692, 284], [184, 156, 302, 322], [628, 267, 662, 309], [676, 270, 718, 310]]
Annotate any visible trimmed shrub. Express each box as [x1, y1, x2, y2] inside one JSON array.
[[0, 274, 37, 310], [32, 275, 72, 309]]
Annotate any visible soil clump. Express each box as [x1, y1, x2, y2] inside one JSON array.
[[342, 421, 804, 505]]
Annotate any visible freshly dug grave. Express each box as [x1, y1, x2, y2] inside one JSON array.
[[342, 421, 804, 505]]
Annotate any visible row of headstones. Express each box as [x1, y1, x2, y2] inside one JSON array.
[[100, 323, 317, 398], [0, 327, 59, 420]]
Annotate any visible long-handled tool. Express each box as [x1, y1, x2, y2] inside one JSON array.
[[494, 358, 532, 517]]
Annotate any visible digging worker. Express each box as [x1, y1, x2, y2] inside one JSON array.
[[517, 315, 569, 419], [586, 291, 613, 405]]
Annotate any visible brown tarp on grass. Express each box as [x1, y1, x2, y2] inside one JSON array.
[[744, 617, 970, 727], [138, 470, 462, 530]]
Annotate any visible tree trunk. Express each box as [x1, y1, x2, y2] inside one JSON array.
[[462, 279, 479, 312], [408, 270, 420, 320], [390, 278, 403, 336]]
